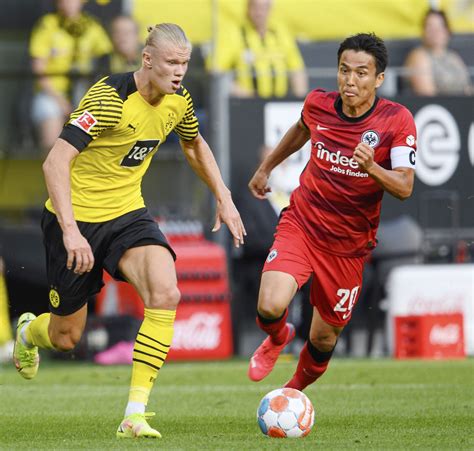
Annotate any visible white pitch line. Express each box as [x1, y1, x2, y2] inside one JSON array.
[[154, 383, 463, 392], [0, 383, 462, 394]]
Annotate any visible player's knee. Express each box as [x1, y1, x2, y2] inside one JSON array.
[[162, 285, 181, 309], [257, 303, 286, 320], [257, 287, 287, 319], [50, 329, 81, 352], [147, 285, 181, 310], [309, 331, 338, 353]]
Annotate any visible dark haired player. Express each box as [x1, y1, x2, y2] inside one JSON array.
[[247, 33, 417, 390], [13, 23, 245, 439]]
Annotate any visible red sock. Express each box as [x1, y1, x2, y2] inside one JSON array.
[[256, 309, 288, 345], [285, 342, 333, 391]]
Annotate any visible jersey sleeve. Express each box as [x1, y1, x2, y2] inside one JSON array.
[[300, 89, 319, 129], [390, 106, 417, 169], [174, 87, 199, 141], [60, 77, 123, 151]]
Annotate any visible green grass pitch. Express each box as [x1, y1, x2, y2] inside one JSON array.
[[1, 358, 473, 449]]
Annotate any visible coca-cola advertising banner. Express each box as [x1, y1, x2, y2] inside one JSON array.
[[387, 264, 474, 355], [97, 268, 234, 361], [394, 313, 465, 359], [168, 302, 233, 360]]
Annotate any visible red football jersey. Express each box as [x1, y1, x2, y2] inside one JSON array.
[[282, 89, 417, 257]]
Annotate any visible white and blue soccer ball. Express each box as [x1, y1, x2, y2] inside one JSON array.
[[257, 388, 315, 438]]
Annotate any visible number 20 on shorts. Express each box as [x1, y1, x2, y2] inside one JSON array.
[[334, 286, 360, 320]]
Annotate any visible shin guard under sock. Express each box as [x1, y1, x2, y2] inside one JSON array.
[[128, 308, 176, 406], [285, 340, 336, 391], [24, 313, 55, 350]]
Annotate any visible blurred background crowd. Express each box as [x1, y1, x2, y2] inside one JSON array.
[[0, 0, 472, 364]]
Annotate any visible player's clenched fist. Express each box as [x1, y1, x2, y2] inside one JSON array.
[[248, 169, 272, 199], [353, 142, 375, 173]]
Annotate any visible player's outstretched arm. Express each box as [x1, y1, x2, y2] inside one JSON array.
[[353, 142, 415, 200], [249, 120, 310, 199], [43, 139, 94, 274], [180, 133, 246, 248]]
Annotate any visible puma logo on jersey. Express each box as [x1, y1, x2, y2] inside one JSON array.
[[73, 111, 97, 133], [121, 139, 161, 167], [127, 123, 137, 132]]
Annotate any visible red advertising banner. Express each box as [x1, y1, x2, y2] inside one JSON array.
[[95, 235, 233, 360], [395, 313, 465, 359], [168, 302, 233, 360]]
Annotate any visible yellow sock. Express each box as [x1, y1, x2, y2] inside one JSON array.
[[25, 313, 55, 350], [128, 308, 176, 405]]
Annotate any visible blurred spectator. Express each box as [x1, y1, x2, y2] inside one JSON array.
[[29, 0, 112, 154], [0, 256, 13, 363], [96, 15, 142, 76], [209, 0, 308, 98], [403, 9, 472, 96]]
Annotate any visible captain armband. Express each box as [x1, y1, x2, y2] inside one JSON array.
[[390, 146, 416, 169]]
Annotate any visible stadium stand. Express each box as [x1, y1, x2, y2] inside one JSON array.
[[299, 34, 474, 94]]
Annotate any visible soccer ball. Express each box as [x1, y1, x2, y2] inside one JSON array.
[[257, 388, 315, 438]]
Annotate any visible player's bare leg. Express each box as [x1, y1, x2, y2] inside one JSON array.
[[285, 307, 342, 391], [14, 304, 87, 379], [116, 245, 180, 439], [248, 271, 297, 382], [48, 305, 88, 351]]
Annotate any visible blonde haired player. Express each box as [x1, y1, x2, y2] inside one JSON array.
[[13, 23, 246, 439]]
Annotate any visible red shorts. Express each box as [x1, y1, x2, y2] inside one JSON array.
[[262, 221, 365, 327]]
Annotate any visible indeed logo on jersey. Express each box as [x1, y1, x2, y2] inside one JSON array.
[[314, 141, 368, 178], [121, 139, 161, 167]]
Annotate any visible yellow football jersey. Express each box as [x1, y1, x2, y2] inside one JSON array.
[[45, 72, 199, 222], [209, 19, 305, 98], [29, 12, 112, 96]]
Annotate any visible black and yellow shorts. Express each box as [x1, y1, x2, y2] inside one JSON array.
[[41, 208, 175, 316]]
